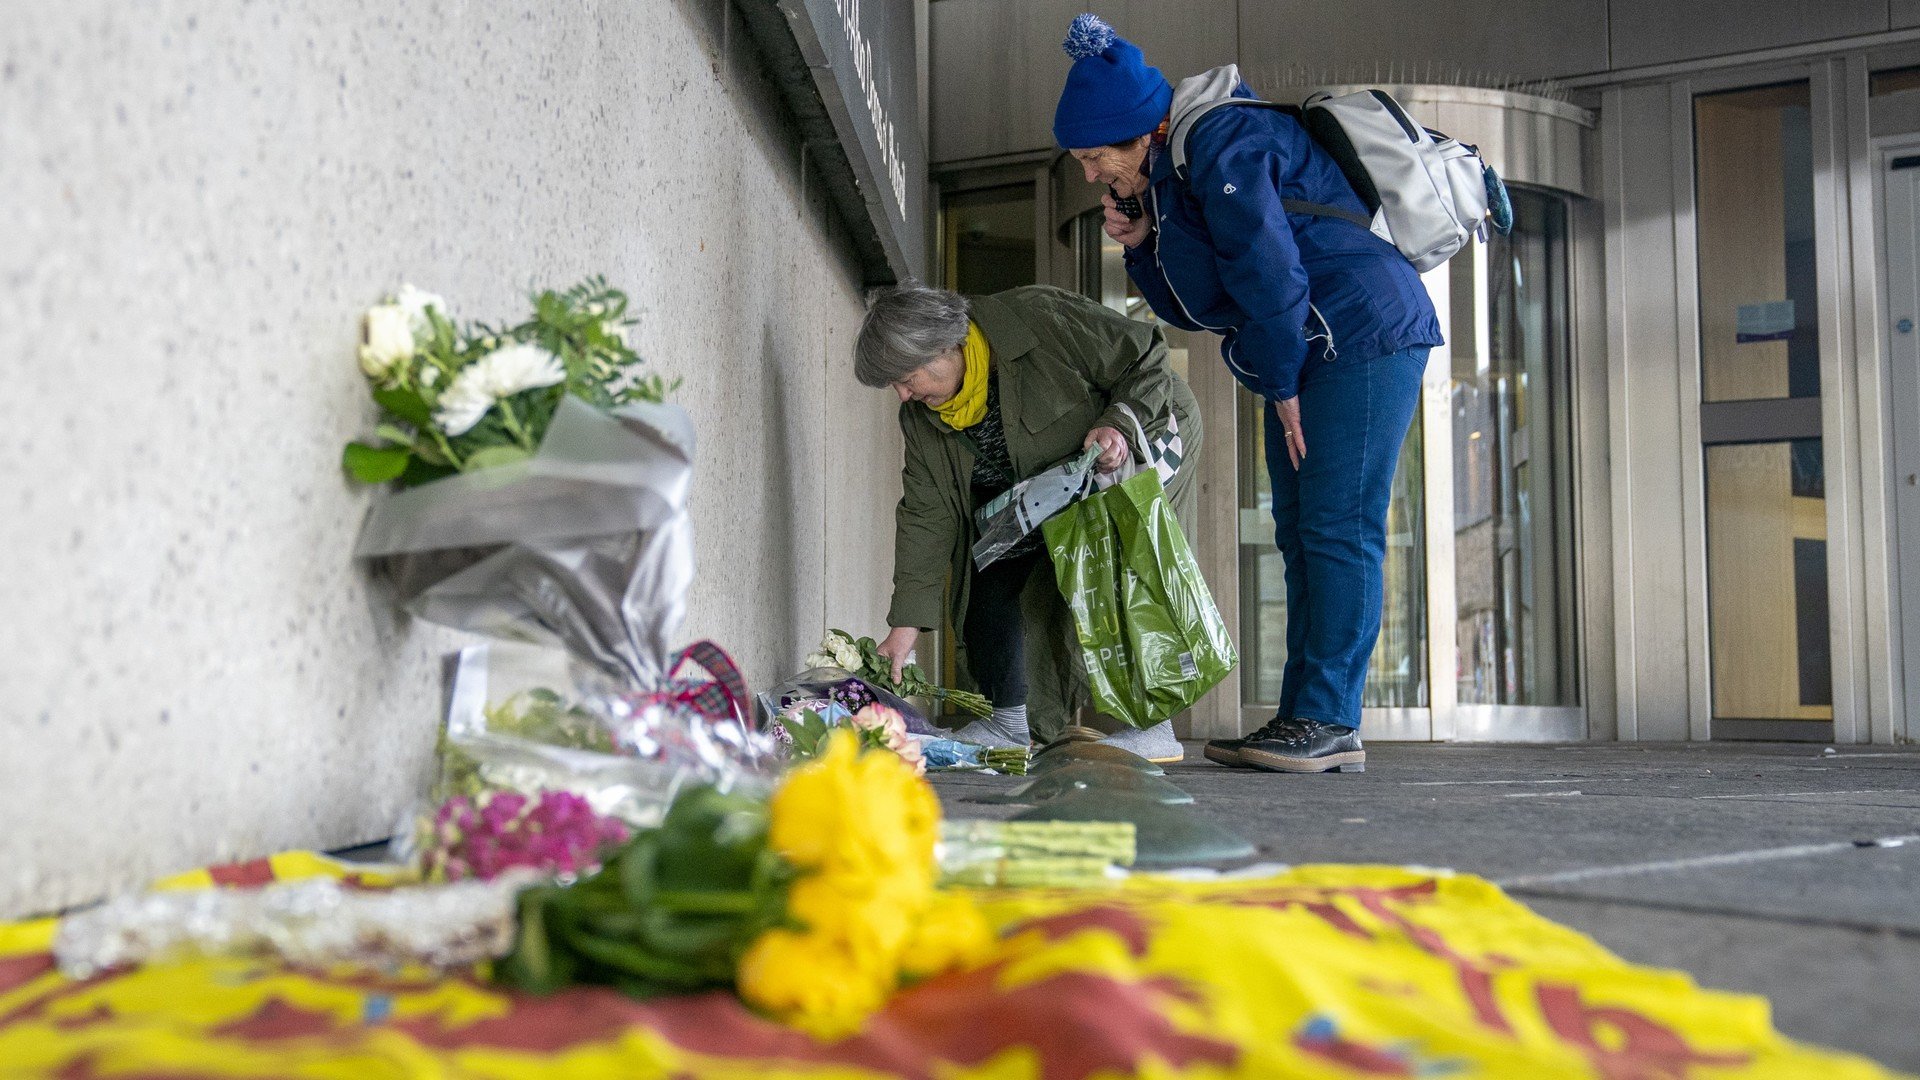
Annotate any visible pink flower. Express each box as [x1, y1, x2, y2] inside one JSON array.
[[849, 704, 924, 774], [895, 735, 927, 776], [415, 790, 630, 882]]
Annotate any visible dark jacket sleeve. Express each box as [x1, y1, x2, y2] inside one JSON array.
[[1189, 137, 1313, 401], [1042, 290, 1184, 455], [887, 408, 959, 631], [1122, 238, 1205, 333]]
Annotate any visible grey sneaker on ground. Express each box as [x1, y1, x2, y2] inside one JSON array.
[[1095, 720, 1183, 764]]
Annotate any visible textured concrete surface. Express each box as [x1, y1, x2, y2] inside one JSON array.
[[0, 1, 899, 918], [935, 742, 1920, 1069]]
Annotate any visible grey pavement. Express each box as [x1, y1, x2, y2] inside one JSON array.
[[931, 741, 1920, 1072]]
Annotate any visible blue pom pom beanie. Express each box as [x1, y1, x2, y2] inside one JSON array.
[[1052, 14, 1172, 149]]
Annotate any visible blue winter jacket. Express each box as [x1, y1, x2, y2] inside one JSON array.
[[1124, 74, 1443, 401]]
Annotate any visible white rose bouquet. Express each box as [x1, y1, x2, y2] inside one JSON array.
[[805, 629, 992, 718], [343, 278, 675, 487]]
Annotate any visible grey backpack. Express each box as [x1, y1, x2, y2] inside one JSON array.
[[1172, 88, 1512, 272]]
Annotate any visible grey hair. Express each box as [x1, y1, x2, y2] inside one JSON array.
[[854, 282, 970, 388]]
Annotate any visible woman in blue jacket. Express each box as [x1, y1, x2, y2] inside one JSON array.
[[1053, 15, 1442, 774]]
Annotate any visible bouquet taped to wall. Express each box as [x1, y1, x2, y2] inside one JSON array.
[[346, 282, 776, 869]]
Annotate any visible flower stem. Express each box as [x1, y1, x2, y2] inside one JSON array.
[[497, 397, 536, 451], [430, 428, 466, 470]]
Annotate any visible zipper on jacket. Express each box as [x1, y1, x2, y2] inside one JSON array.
[[1147, 180, 1258, 388], [1149, 179, 1338, 387]]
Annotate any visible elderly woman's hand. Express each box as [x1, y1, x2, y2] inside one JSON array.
[[876, 626, 920, 683], [1084, 425, 1130, 473], [1102, 191, 1152, 249]]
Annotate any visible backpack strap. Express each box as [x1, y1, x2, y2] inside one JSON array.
[[1169, 97, 1299, 180], [1172, 98, 1374, 233], [1280, 198, 1374, 230]]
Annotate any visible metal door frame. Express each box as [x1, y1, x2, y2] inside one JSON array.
[[1874, 133, 1920, 744], [1677, 61, 1869, 742]]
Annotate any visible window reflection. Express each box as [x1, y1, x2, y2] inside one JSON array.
[[1452, 189, 1580, 706]]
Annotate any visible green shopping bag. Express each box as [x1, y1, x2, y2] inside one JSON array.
[[1042, 468, 1237, 729]]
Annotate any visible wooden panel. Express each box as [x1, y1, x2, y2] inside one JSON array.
[[1694, 86, 1798, 402], [1705, 444, 1832, 721], [1237, 0, 1607, 84], [1611, 0, 1887, 70], [929, 0, 1238, 164]]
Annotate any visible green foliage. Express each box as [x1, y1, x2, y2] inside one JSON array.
[[497, 785, 793, 997], [428, 688, 618, 805], [823, 628, 994, 718], [780, 708, 835, 759], [344, 278, 678, 488], [342, 441, 411, 484], [780, 707, 894, 763], [481, 688, 617, 752], [371, 387, 434, 429]]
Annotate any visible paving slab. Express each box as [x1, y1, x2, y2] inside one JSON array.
[[928, 740, 1920, 1070], [1526, 896, 1920, 1072]]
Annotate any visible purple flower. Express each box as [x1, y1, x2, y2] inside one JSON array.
[[416, 790, 629, 882]]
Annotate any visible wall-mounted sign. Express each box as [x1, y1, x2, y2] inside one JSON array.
[[777, 0, 928, 281]]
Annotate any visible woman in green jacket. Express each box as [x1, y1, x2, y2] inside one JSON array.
[[855, 282, 1202, 761]]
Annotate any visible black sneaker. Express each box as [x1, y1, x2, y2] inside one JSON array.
[[1202, 716, 1292, 768], [1239, 719, 1366, 774]]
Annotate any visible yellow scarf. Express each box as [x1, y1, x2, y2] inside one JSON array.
[[932, 320, 990, 429]]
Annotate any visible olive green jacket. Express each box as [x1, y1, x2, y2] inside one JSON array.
[[886, 286, 1203, 734]]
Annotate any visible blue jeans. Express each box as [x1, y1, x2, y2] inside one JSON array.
[[1264, 345, 1429, 729]]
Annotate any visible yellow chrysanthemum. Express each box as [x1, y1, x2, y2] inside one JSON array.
[[770, 730, 939, 886], [736, 928, 891, 1038], [745, 728, 988, 1036], [786, 873, 916, 967], [899, 891, 997, 980]]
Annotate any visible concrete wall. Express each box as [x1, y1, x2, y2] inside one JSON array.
[[0, 0, 901, 918]]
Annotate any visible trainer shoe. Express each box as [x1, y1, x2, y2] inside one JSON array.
[[1239, 719, 1366, 774]]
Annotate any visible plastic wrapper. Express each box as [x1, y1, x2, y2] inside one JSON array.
[[386, 642, 776, 873], [355, 398, 698, 690], [973, 405, 1188, 572], [54, 873, 532, 979], [353, 399, 777, 852], [972, 445, 1099, 570], [756, 667, 941, 737]]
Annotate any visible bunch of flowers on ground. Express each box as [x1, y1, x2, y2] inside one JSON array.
[[778, 701, 926, 775], [343, 278, 677, 487], [805, 629, 991, 718], [498, 729, 993, 1036]]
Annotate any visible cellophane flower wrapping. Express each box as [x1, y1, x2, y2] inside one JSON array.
[[757, 668, 940, 738], [355, 400, 777, 849]]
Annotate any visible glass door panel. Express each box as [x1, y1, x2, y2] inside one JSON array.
[[1694, 84, 1820, 404], [942, 184, 1037, 296], [1451, 190, 1580, 706], [1238, 392, 1428, 710], [1704, 441, 1832, 721], [1693, 80, 1833, 734]]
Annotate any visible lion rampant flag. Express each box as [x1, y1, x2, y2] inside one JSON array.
[[0, 854, 1903, 1079]]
